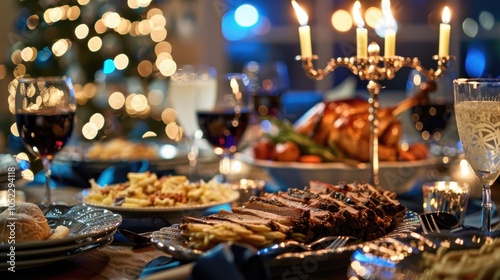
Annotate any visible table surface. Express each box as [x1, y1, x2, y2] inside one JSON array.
[[2, 174, 500, 280]]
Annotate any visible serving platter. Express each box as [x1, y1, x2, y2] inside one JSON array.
[[80, 189, 240, 222], [150, 210, 420, 270], [237, 151, 441, 194], [348, 229, 500, 280]]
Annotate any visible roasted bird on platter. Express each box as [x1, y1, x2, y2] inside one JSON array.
[[253, 93, 431, 163]]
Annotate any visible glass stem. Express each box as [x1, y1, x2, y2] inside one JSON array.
[[186, 134, 199, 181], [481, 184, 492, 232], [41, 157, 52, 206], [217, 150, 233, 183]]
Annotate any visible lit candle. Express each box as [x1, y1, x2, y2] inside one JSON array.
[[353, 1, 367, 59], [382, 0, 396, 57], [439, 6, 451, 57], [292, 0, 312, 58]]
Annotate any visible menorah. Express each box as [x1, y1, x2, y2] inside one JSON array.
[[297, 41, 454, 186]]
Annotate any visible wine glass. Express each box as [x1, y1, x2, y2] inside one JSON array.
[[243, 61, 290, 118], [168, 65, 217, 180], [196, 73, 251, 183], [15, 76, 76, 206], [406, 69, 456, 147], [453, 78, 500, 232]]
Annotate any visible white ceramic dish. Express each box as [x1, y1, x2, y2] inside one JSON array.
[[238, 152, 440, 194]]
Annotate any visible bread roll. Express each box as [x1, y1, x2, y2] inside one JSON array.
[[0, 202, 51, 243]]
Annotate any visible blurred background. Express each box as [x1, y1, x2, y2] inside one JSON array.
[[0, 0, 498, 171]]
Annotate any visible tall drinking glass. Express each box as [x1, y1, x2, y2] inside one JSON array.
[[168, 65, 217, 180], [454, 78, 500, 232], [15, 76, 76, 206], [197, 73, 251, 183]]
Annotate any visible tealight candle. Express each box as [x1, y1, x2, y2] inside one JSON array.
[[439, 6, 451, 57], [292, 0, 312, 59]]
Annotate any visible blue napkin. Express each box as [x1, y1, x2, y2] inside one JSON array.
[[140, 243, 271, 280]]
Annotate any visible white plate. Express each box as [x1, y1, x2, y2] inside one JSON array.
[[0, 205, 122, 251], [237, 152, 440, 194], [80, 189, 240, 222]]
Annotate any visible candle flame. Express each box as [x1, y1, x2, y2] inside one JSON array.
[[353, 1, 365, 28], [381, 0, 395, 30], [442, 6, 450, 24], [291, 0, 308, 26]]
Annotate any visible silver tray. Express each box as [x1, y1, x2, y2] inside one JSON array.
[[151, 210, 420, 268], [348, 229, 500, 280]]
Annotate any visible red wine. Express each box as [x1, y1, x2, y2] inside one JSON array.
[[197, 108, 250, 151], [16, 110, 75, 159], [410, 104, 453, 141]]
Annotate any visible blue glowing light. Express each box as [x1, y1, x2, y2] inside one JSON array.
[[103, 59, 116, 74], [36, 47, 52, 62], [222, 10, 248, 41], [465, 48, 486, 77], [235, 4, 259, 27]]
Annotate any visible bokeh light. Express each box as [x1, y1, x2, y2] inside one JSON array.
[[462, 18, 479, 38], [235, 4, 259, 27], [465, 48, 485, 77], [88, 36, 102, 52], [331, 9, 352, 32], [479, 11, 495, 30], [108, 91, 126, 110], [75, 23, 90, 39]]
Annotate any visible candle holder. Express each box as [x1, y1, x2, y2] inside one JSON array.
[[297, 41, 454, 187]]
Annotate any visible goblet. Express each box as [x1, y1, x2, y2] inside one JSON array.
[[243, 61, 290, 118], [406, 69, 456, 145], [196, 73, 251, 183], [15, 76, 76, 206], [453, 78, 500, 232]]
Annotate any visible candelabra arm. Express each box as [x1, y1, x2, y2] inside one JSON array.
[[297, 56, 360, 81], [401, 55, 455, 81]]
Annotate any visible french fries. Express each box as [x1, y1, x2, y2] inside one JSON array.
[[419, 238, 500, 279], [84, 172, 235, 207], [181, 222, 287, 250]]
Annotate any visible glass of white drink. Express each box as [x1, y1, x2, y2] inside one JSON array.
[[168, 65, 217, 180], [454, 78, 500, 232]]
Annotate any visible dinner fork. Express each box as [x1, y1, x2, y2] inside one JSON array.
[[258, 235, 355, 260], [418, 213, 441, 234]]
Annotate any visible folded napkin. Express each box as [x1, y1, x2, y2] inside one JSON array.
[[140, 243, 271, 280]]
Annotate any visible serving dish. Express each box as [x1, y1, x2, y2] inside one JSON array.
[[54, 140, 217, 181], [0, 205, 122, 250], [150, 210, 420, 270], [0, 205, 121, 270], [348, 229, 500, 280], [80, 189, 240, 222], [238, 152, 441, 194]]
